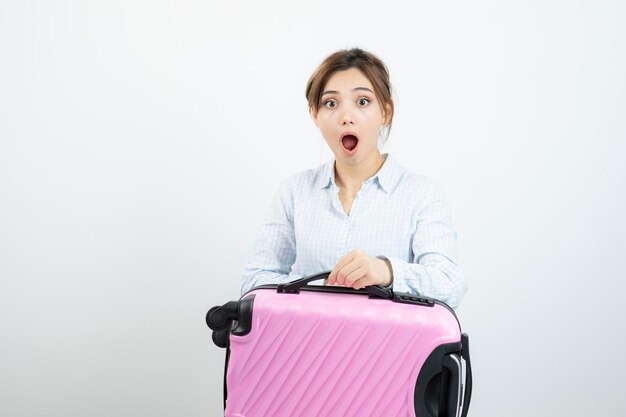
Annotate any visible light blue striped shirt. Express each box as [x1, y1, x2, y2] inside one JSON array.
[[241, 153, 467, 309]]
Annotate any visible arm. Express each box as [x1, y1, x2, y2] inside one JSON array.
[[386, 186, 467, 310], [241, 179, 297, 295]]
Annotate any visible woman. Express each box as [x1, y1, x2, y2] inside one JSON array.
[[241, 47, 467, 309]]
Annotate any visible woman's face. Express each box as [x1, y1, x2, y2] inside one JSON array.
[[311, 68, 390, 167]]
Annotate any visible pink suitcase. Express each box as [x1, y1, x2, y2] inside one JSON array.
[[207, 272, 472, 417]]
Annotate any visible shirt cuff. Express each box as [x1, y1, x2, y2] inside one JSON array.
[[375, 255, 394, 289]]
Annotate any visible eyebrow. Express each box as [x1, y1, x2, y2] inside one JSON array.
[[321, 87, 373, 97]]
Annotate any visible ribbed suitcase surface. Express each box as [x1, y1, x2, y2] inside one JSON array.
[[207, 273, 472, 417]]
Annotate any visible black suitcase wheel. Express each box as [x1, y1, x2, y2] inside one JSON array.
[[212, 329, 229, 348], [207, 302, 240, 330], [206, 306, 222, 330]]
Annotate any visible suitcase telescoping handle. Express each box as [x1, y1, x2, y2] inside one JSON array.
[[277, 271, 393, 299]]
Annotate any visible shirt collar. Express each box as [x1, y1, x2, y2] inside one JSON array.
[[315, 158, 335, 190], [315, 153, 402, 193]]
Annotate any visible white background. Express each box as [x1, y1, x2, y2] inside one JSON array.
[[1, 1, 625, 416]]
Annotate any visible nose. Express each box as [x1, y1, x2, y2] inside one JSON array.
[[340, 105, 355, 125]]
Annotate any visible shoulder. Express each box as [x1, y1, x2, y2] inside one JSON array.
[[268, 162, 330, 212], [391, 158, 447, 202], [405, 173, 446, 199], [275, 160, 331, 195], [393, 165, 453, 219]]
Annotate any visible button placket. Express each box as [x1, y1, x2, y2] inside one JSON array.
[[349, 180, 372, 221], [337, 218, 349, 258], [330, 185, 345, 217]]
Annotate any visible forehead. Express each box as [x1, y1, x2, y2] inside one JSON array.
[[323, 68, 373, 93]]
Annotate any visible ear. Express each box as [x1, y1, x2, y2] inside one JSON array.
[[382, 103, 393, 125], [310, 107, 319, 128]]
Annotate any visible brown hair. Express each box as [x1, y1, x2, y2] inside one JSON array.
[[305, 47, 395, 143]]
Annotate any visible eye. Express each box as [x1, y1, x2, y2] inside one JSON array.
[[323, 99, 337, 109], [358, 98, 370, 106]]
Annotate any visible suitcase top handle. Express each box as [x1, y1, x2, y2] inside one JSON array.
[[277, 271, 393, 299]]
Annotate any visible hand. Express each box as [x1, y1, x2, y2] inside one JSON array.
[[327, 249, 393, 289]]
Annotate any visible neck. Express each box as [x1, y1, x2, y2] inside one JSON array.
[[335, 152, 385, 195]]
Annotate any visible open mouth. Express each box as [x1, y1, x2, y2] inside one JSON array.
[[341, 134, 359, 153]]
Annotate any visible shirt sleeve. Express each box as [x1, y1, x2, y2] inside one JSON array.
[[385, 183, 468, 310], [241, 179, 298, 295]]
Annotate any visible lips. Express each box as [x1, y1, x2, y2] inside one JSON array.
[[341, 132, 359, 153]]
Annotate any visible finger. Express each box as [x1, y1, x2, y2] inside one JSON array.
[[343, 265, 368, 287], [338, 250, 371, 286], [351, 275, 376, 290], [336, 260, 362, 286], [328, 267, 340, 285], [328, 252, 355, 285], [327, 263, 338, 285], [328, 263, 341, 285]]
